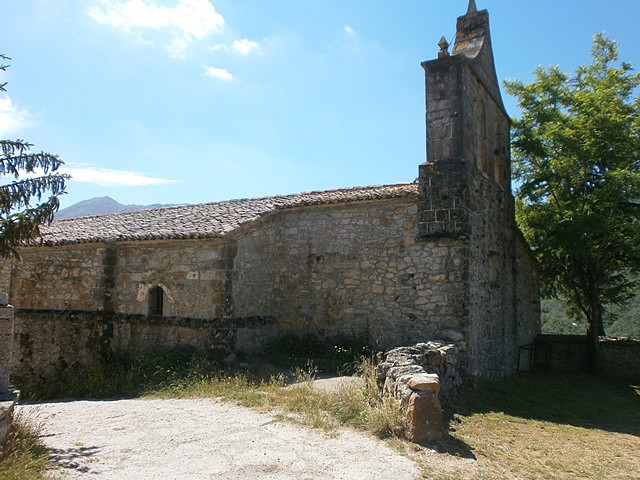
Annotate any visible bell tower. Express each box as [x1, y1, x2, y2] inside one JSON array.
[[417, 0, 511, 240], [417, 1, 524, 378]]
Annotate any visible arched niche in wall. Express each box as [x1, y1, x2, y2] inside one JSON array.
[[147, 285, 164, 317]]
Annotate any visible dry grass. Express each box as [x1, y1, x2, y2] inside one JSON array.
[[14, 347, 640, 479], [178, 368, 639, 479], [0, 411, 49, 480], [150, 358, 407, 439], [411, 373, 640, 480]]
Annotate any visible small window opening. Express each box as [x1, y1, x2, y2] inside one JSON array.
[[148, 286, 164, 316]]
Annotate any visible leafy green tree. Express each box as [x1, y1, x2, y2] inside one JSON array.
[[0, 54, 68, 258], [505, 34, 640, 373]]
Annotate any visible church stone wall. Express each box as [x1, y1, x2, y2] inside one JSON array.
[[514, 235, 541, 348], [0, 262, 10, 295], [466, 170, 517, 378], [7, 245, 107, 311], [111, 238, 233, 318], [4, 239, 233, 320], [233, 197, 467, 348], [463, 64, 519, 378]]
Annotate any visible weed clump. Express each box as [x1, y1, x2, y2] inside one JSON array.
[[259, 333, 382, 374], [0, 411, 48, 480]]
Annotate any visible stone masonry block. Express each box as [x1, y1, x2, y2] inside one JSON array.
[[387, 364, 425, 380], [0, 317, 13, 336], [407, 373, 440, 392], [406, 391, 443, 443]]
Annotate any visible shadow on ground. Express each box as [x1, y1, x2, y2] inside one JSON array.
[[48, 445, 101, 473], [450, 371, 640, 437], [430, 432, 477, 460]]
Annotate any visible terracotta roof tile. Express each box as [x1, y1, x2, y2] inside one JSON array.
[[39, 182, 418, 245]]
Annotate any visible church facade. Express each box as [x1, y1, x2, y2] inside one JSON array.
[[1, 3, 540, 382]]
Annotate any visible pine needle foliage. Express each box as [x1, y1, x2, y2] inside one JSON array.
[[0, 54, 68, 258]]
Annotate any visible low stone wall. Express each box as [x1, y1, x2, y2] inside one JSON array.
[[375, 341, 465, 442], [376, 341, 465, 404], [11, 309, 275, 386], [601, 337, 640, 380], [535, 335, 640, 379]]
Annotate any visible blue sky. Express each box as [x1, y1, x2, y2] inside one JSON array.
[[2, 0, 639, 209]]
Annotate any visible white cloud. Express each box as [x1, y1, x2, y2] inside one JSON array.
[[167, 36, 190, 60], [87, 0, 224, 58], [344, 25, 356, 37], [209, 43, 229, 52], [232, 38, 259, 55], [61, 163, 178, 187], [209, 38, 259, 56], [203, 66, 233, 81], [0, 97, 35, 136]]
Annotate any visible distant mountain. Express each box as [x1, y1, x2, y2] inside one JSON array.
[[55, 196, 167, 220]]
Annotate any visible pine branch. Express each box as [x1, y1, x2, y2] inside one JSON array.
[[0, 174, 69, 215]]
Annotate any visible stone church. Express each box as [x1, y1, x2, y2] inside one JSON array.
[[1, 2, 539, 383]]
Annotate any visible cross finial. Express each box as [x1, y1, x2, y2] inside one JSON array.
[[467, 0, 478, 14], [438, 36, 450, 58]]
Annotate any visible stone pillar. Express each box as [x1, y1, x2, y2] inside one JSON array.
[[0, 292, 19, 443], [0, 292, 14, 391], [405, 374, 443, 443]]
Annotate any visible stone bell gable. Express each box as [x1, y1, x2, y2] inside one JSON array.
[[418, 0, 511, 240]]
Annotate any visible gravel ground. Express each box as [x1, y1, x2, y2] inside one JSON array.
[[18, 398, 420, 480]]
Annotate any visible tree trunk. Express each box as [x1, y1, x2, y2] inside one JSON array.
[[585, 295, 603, 375]]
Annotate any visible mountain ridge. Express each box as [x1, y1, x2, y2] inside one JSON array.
[[55, 196, 167, 220]]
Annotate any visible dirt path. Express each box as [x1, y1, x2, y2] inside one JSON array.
[[18, 398, 420, 479]]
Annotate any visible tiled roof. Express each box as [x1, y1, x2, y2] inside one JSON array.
[[39, 182, 418, 245]]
